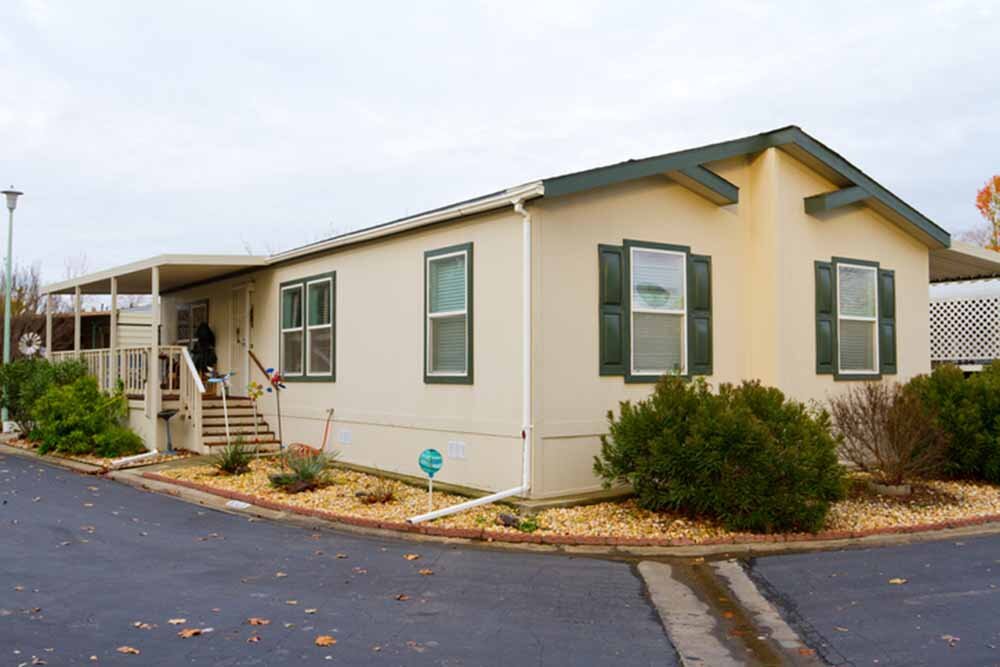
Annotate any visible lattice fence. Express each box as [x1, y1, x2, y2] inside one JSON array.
[[930, 296, 1000, 364]]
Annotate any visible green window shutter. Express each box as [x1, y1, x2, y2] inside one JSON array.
[[815, 261, 836, 374], [878, 268, 897, 374], [598, 245, 625, 375], [686, 254, 712, 375]]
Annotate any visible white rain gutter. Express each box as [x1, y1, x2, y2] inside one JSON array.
[[407, 194, 537, 524], [270, 182, 544, 265]]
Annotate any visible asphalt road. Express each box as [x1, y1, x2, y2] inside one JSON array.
[[0, 454, 676, 666], [750, 535, 1000, 666]]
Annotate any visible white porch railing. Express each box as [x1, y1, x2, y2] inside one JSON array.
[[52, 346, 186, 398], [178, 347, 206, 445]]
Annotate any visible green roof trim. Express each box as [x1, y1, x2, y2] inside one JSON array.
[[541, 126, 950, 249], [668, 165, 739, 206], [804, 186, 869, 215]]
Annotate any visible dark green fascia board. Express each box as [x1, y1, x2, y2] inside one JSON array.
[[667, 165, 739, 206], [804, 186, 869, 215], [541, 126, 950, 249]]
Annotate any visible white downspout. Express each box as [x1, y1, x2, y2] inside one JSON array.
[[407, 197, 533, 524]]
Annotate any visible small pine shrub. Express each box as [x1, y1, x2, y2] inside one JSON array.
[[212, 438, 253, 475], [269, 449, 335, 493], [594, 376, 846, 534]]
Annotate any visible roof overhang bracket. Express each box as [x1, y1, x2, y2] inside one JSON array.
[[666, 165, 739, 206], [803, 185, 869, 215]]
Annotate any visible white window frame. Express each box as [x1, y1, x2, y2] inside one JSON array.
[[836, 262, 879, 375], [425, 249, 469, 378], [305, 276, 334, 377], [280, 283, 305, 377], [629, 246, 687, 377]]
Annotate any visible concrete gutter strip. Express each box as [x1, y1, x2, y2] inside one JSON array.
[[712, 559, 806, 651], [638, 562, 740, 667]]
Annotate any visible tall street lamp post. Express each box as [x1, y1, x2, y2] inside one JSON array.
[[1, 188, 22, 429]]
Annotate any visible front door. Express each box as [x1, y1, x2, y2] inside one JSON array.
[[229, 285, 251, 396]]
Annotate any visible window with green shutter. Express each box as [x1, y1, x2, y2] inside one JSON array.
[[598, 240, 712, 381], [815, 257, 896, 379], [425, 243, 473, 384], [279, 272, 335, 381]]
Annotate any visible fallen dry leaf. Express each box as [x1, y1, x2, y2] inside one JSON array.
[[304, 608, 317, 614], [247, 635, 261, 644], [335, 553, 348, 559], [798, 648, 816, 657], [403, 553, 420, 561], [352, 567, 368, 575], [888, 578, 908, 585], [177, 628, 203, 638], [167, 618, 187, 625], [247, 618, 271, 626], [275, 572, 288, 578], [131, 621, 155, 630], [116, 646, 140, 655], [394, 594, 410, 601], [315, 635, 337, 647], [285, 600, 298, 605], [721, 611, 734, 619], [942, 634, 960, 647], [418, 569, 434, 576]]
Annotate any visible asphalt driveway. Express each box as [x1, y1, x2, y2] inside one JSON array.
[[750, 535, 1000, 666], [0, 453, 675, 666]]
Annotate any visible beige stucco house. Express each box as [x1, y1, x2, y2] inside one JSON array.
[[42, 126, 1000, 502]]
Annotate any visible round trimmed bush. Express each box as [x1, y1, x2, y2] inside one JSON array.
[[594, 376, 846, 533]]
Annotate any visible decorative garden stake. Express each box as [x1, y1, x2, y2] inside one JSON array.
[[263, 368, 286, 451], [247, 380, 265, 457], [207, 368, 237, 445], [418, 448, 443, 512]]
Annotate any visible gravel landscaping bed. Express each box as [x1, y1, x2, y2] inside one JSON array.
[[159, 460, 1000, 542]]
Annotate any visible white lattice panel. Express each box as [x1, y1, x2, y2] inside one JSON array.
[[930, 296, 1000, 363]]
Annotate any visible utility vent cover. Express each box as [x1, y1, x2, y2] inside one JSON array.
[[930, 296, 1000, 364]]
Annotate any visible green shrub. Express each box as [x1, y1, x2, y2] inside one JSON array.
[[32, 375, 136, 457], [94, 425, 145, 458], [907, 363, 1000, 482], [212, 438, 253, 475], [594, 376, 846, 534], [269, 449, 335, 493], [0, 358, 88, 434]]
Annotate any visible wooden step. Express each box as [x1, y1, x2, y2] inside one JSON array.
[[203, 427, 276, 438], [203, 415, 268, 426], [202, 407, 258, 417], [204, 435, 281, 447], [203, 396, 255, 405]]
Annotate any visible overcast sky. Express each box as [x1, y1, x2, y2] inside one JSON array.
[[1, 0, 997, 282]]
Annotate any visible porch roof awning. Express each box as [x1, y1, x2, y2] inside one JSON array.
[[42, 254, 269, 295], [930, 241, 1000, 282]]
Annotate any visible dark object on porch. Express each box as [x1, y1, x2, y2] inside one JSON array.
[[158, 408, 179, 454], [190, 322, 217, 374]]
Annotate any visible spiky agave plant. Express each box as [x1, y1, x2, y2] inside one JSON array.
[[269, 449, 336, 493], [212, 437, 253, 475]]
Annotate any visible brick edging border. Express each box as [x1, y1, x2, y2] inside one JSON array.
[[140, 472, 1000, 549]]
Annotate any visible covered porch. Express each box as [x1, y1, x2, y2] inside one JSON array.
[[41, 254, 270, 453]]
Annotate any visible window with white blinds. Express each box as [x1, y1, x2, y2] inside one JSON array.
[[837, 263, 878, 373], [280, 272, 335, 380], [425, 244, 472, 382], [630, 246, 686, 376]]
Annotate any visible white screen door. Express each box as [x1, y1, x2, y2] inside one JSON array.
[[229, 286, 251, 396]]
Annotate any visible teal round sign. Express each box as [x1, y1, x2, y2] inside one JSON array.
[[418, 448, 443, 478]]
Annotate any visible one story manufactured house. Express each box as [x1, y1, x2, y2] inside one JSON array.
[[41, 126, 1000, 501]]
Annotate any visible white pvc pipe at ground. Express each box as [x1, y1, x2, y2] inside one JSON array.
[[407, 485, 526, 524], [110, 449, 160, 468]]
